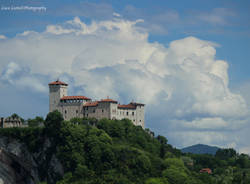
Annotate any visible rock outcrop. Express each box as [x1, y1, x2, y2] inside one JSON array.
[[0, 136, 64, 184]]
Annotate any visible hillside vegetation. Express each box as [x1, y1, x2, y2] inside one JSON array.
[[0, 111, 250, 184]]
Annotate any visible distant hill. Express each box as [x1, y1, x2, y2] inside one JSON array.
[[181, 144, 220, 155]]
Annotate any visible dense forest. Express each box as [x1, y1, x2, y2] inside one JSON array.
[[0, 111, 250, 184]]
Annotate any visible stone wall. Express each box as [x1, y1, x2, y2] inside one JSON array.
[[59, 102, 83, 121], [115, 106, 144, 128], [0, 117, 23, 128], [49, 85, 68, 112], [54, 101, 145, 128], [135, 105, 145, 127], [84, 102, 112, 120]]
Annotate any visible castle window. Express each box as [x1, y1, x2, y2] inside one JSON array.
[[86, 114, 88, 117], [132, 112, 134, 116], [76, 110, 78, 114], [126, 112, 129, 116], [93, 109, 95, 113], [102, 109, 104, 113], [65, 110, 67, 114], [140, 120, 141, 122]]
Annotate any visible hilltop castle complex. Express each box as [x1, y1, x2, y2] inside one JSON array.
[[49, 80, 145, 128]]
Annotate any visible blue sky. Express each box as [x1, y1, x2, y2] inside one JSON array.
[[1, 0, 250, 153]]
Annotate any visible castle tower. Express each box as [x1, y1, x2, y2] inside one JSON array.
[[48, 80, 68, 112]]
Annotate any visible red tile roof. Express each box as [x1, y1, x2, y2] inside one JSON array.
[[49, 80, 68, 86], [61, 96, 91, 100], [118, 102, 144, 109], [200, 168, 212, 174], [118, 103, 136, 109], [99, 99, 117, 103], [83, 101, 98, 107]]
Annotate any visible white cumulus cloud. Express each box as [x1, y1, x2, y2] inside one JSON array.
[[0, 35, 6, 39], [0, 62, 47, 93], [0, 17, 250, 154]]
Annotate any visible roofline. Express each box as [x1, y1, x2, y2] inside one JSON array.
[[118, 107, 136, 109], [83, 101, 99, 107], [60, 96, 91, 100], [130, 102, 145, 106], [49, 84, 68, 86], [48, 80, 68, 86], [98, 100, 118, 103]]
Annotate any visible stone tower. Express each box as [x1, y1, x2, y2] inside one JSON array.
[[49, 80, 68, 112]]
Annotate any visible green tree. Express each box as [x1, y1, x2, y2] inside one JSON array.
[[145, 177, 169, 184], [11, 113, 19, 119], [165, 157, 185, 169], [28, 116, 44, 127], [162, 165, 188, 184], [162, 158, 190, 184], [157, 135, 168, 158], [44, 110, 64, 137], [215, 148, 237, 160], [236, 154, 250, 168], [10, 113, 25, 122]]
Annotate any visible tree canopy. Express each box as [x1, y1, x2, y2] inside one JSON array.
[[0, 111, 249, 184]]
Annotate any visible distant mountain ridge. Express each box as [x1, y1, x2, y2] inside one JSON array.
[[181, 144, 220, 155]]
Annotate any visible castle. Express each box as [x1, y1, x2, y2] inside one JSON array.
[[49, 80, 145, 128]]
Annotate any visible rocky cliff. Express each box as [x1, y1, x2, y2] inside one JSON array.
[[0, 136, 64, 184]]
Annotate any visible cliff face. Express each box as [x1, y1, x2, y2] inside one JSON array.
[[0, 136, 64, 184]]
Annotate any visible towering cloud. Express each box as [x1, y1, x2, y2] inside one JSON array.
[[0, 17, 249, 153]]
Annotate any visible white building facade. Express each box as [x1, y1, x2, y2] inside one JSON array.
[[49, 80, 145, 128]]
